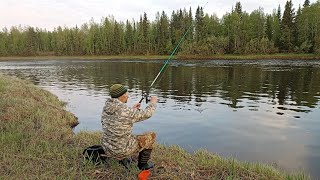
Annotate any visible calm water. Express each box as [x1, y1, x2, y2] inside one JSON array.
[[1, 59, 320, 178]]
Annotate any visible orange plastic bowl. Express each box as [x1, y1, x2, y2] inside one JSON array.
[[138, 170, 151, 180]]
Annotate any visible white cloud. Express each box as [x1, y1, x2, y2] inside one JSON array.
[[0, 0, 313, 31]]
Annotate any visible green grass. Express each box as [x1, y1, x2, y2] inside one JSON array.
[[0, 53, 319, 61], [0, 74, 310, 179]]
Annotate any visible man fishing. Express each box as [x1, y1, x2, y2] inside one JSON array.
[[101, 84, 157, 170], [100, 2, 207, 171]]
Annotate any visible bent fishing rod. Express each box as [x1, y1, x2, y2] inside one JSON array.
[[139, 2, 208, 104]]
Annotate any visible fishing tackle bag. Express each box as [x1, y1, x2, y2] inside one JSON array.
[[82, 145, 108, 165]]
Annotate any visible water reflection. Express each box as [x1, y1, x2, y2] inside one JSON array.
[[36, 60, 320, 114], [0, 59, 320, 178]]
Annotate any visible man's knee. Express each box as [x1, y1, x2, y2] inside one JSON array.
[[137, 132, 156, 148], [150, 132, 156, 140], [142, 131, 156, 141]]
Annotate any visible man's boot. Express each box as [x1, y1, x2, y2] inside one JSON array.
[[137, 149, 154, 170]]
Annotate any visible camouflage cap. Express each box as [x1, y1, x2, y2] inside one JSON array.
[[110, 84, 127, 98]]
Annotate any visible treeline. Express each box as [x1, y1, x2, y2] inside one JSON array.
[[0, 0, 319, 56]]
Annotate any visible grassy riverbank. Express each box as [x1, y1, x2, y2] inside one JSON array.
[[0, 53, 320, 61], [0, 75, 309, 179]]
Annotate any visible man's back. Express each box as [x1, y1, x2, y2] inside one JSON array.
[[101, 98, 156, 160]]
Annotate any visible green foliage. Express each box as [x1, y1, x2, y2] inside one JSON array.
[[272, 5, 282, 48], [222, 11, 241, 53], [0, 1, 319, 56], [156, 11, 171, 55], [195, 6, 205, 42], [298, 1, 320, 53], [124, 20, 134, 54], [265, 15, 273, 40], [235, 2, 243, 15], [245, 38, 277, 54], [281, 0, 295, 52], [298, 40, 312, 53], [182, 36, 229, 55]]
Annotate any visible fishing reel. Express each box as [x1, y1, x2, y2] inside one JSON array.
[[139, 92, 150, 104]]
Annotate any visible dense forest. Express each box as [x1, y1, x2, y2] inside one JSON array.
[[0, 0, 319, 56]]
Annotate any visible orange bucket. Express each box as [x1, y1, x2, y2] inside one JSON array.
[[138, 170, 151, 180]]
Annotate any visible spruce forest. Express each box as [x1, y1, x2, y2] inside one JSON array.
[[0, 0, 319, 57]]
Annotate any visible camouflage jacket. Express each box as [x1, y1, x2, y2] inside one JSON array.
[[101, 98, 156, 159]]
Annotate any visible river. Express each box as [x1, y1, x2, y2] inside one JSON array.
[[1, 59, 319, 178]]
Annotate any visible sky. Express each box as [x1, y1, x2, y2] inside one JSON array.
[[0, 0, 315, 31]]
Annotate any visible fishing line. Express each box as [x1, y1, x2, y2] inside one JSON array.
[[139, 2, 209, 103]]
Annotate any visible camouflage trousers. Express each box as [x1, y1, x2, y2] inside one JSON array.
[[116, 132, 156, 160], [102, 132, 156, 160]]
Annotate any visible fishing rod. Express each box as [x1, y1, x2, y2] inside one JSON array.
[[139, 2, 208, 104]]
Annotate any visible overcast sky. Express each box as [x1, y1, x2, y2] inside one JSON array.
[[0, 0, 315, 31]]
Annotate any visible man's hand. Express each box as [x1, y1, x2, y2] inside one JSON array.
[[150, 96, 158, 104], [133, 103, 141, 109]]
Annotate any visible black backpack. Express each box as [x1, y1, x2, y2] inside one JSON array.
[[82, 145, 108, 165]]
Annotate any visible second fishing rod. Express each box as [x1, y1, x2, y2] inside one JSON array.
[[139, 3, 208, 104]]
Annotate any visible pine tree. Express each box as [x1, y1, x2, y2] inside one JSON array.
[[303, 0, 310, 8], [295, 5, 302, 48], [170, 10, 183, 48], [272, 5, 282, 48], [195, 6, 204, 42], [265, 15, 273, 40], [142, 12, 150, 54], [277, 5, 282, 19], [125, 20, 134, 54], [132, 21, 138, 54], [113, 21, 122, 55], [136, 16, 144, 54], [281, 0, 295, 52], [188, 7, 193, 41], [158, 11, 171, 54], [26, 27, 37, 56], [235, 2, 242, 16]]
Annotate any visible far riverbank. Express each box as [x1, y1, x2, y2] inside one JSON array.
[[0, 53, 320, 61]]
